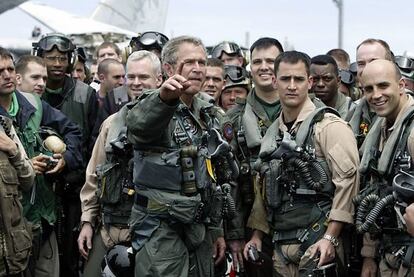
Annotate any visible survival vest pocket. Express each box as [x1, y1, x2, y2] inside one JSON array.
[[96, 162, 123, 204], [0, 165, 19, 195]]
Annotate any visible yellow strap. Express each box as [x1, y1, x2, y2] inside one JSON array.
[[206, 158, 216, 182]]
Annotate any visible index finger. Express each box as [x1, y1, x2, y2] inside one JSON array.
[[177, 61, 185, 76]]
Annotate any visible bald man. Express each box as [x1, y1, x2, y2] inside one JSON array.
[[356, 59, 414, 277]]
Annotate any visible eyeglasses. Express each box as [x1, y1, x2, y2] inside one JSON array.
[[130, 32, 169, 51], [211, 42, 242, 59], [224, 65, 249, 83], [37, 34, 76, 52], [395, 56, 414, 71], [339, 69, 355, 85], [44, 56, 68, 63]]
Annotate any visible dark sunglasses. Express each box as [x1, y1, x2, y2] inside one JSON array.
[[395, 56, 414, 70], [339, 69, 355, 85], [37, 35, 75, 52], [211, 42, 241, 59], [130, 32, 169, 51], [224, 65, 249, 83]]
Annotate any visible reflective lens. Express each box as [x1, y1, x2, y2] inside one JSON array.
[[38, 35, 75, 52], [131, 32, 169, 51], [395, 56, 414, 70], [211, 42, 241, 59], [224, 65, 248, 83], [339, 69, 355, 85]]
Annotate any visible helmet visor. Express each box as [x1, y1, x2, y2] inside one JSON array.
[[132, 32, 169, 51], [38, 35, 75, 52], [395, 56, 414, 70], [211, 42, 241, 59], [339, 69, 355, 85], [224, 65, 249, 83]]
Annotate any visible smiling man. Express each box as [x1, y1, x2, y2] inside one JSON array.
[[357, 59, 414, 277], [225, 37, 283, 276]]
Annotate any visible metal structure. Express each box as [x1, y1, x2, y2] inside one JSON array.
[[332, 0, 343, 48]]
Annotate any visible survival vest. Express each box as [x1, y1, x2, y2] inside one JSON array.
[[258, 107, 339, 235], [96, 106, 134, 227], [0, 116, 32, 276]]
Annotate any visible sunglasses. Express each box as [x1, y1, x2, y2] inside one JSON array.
[[37, 35, 76, 52], [395, 56, 414, 70], [224, 65, 249, 83], [339, 69, 355, 85], [211, 42, 241, 59], [131, 32, 169, 50]]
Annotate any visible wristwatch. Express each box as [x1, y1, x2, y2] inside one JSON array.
[[322, 234, 339, 247]]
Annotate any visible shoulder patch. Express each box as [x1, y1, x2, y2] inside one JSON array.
[[222, 122, 234, 141]]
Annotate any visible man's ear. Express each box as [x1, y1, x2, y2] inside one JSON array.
[[399, 78, 406, 95], [156, 74, 163, 87], [308, 76, 314, 90], [163, 63, 174, 77], [98, 73, 105, 82], [16, 73, 22, 85]]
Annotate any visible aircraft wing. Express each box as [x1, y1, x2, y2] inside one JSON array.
[[18, 2, 136, 37], [91, 0, 169, 33], [0, 0, 27, 14]]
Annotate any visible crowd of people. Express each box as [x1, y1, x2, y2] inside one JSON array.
[[1, 30, 414, 277]]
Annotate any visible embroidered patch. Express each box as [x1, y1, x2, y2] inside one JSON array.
[[223, 122, 234, 141]]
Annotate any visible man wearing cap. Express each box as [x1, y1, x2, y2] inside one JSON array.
[[225, 37, 283, 276], [211, 41, 244, 67], [219, 65, 250, 112], [310, 55, 354, 119], [356, 59, 414, 277], [33, 32, 98, 276]]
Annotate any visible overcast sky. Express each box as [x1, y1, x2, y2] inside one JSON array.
[[0, 0, 412, 60]]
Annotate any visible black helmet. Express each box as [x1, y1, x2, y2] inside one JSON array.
[[211, 41, 243, 59], [129, 31, 169, 53], [101, 244, 134, 277]]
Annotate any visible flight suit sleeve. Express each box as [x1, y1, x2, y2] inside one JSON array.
[[9, 125, 35, 192], [316, 115, 360, 224], [126, 90, 179, 145], [80, 116, 111, 227]]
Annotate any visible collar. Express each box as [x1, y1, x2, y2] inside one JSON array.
[[278, 97, 316, 133], [381, 94, 414, 138]]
